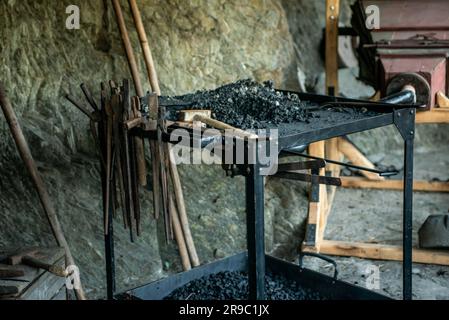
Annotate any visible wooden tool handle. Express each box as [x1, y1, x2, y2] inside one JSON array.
[[169, 196, 191, 271], [168, 144, 200, 267], [22, 256, 68, 278], [192, 114, 258, 139]]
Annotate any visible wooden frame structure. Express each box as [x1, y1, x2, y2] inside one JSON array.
[[302, 0, 449, 266]]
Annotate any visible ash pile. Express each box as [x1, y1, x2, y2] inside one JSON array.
[[164, 271, 325, 300], [176, 79, 317, 130]]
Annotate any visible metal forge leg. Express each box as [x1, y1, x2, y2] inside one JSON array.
[[394, 108, 415, 300], [99, 129, 116, 300], [105, 205, 116, 300], [246, 163, 265, 300]]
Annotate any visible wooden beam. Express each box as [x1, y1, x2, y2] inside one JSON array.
[[318, 240, 449, 266], [325, 0, 340, 95], [338, 138, 384, 181], [303, 0, 340, 253], [436, 91, 449, 108], [308, 141, 327, 212], [305, 141, 328, 251], [304, 202, 321, 249], [416, 108, 449, 123], [325, 138, 340, 176], [340, 176, 449, 192]]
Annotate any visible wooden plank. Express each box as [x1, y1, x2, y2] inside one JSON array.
[[305, 0, 341, 252], [305, 141, 328, 250], [340, 176, 449, 192], [436, 91, 449, 108], [338, 138, 384, 181], [318, 184, 338, 245], [416, 108, 449, 123], [325, 0, 340, 95], [0, 247, 65, 298], [52, 287, 67, 300], [318, 240, 449, 266], [304, 202, 320, 248], [325, 138, 340, 176], [20, 258, 65, 300]]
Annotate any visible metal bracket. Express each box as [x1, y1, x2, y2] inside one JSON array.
[[298, 252, 339, 281], [394, 108, 416, 141]]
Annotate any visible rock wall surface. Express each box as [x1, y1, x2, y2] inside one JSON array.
[[0, 0, 325, 298]]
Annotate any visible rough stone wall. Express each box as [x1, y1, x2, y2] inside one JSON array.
[[0, 0, 322, 298]]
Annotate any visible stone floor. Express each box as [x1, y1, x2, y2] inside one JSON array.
[[303, 146, 449, 300]]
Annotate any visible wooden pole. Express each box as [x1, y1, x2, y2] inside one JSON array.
[[112, 0, 143, 97], [325, 0, 340, 95], [168, 144, 200, 266], [128, 0, 161, 96], [0, 82, 87, 300], [128, 0, 200, 267], [169, 196, 191, 271], [111, 0, 147, 187]]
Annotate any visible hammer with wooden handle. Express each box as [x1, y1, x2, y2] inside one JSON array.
[[21, 256, 68, 278], [7, 252, 68, 278], [192, 114, 258, 140]]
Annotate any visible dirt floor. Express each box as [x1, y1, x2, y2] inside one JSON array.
[[302, 145, 449, 300]]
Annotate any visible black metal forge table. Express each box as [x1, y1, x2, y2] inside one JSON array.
[[108, 91, 417, 300]]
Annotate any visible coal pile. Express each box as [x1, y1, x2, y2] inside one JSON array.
[[176, 79, 317, 130], [164, 271, 325, 300]]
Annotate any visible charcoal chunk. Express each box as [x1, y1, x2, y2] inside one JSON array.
[[164, 271, 326, 300], [175, 79, 316, 130]]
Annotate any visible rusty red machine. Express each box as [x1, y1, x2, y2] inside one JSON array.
[[351, 1, 449, 256], [353, 0, 449, 109]]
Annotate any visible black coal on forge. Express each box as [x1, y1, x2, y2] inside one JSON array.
[[110, 80, 419, 300], [124, 253, 387, 300]]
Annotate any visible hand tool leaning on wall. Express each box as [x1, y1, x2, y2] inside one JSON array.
[[67, 0, 200, 271], [67, 81, 141, 241], [0, 83, 87, 300], [67, 81, 194, 271]]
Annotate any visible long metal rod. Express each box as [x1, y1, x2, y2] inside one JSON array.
[[98, 92, 116, 299], [105, 205, 115, 299], [246, 161, 265, 300], [392, 108, 415, 300], [403, 136, 414, 300], [284, 150, 398, 176], [273, 172, 342, 186]]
